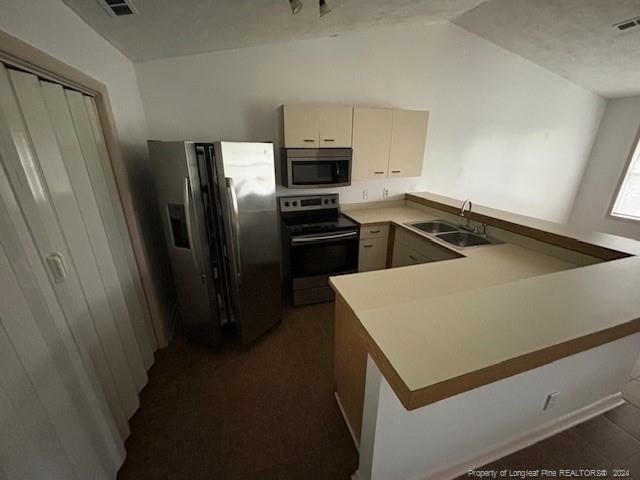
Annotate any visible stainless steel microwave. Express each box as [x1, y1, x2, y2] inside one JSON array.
[[281, 148, 352, 189]]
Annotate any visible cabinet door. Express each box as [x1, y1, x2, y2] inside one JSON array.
[[358, 237, 388, 272], [388, 110, 429, 178], [283, 104, 319, 148], [360, 224, 389, 240], [391, 241, 430, 268], [395, 227, 461, 263], [352, 107, 393, 181], [319, 106, 353, 148]]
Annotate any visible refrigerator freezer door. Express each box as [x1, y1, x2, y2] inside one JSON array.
[[195, 144, 232, 325], [214, 142, 281, 343], [148, 140, 221, 346]]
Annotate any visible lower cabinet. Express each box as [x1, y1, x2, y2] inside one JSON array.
[[391, 242, 430, 268], [357, 223, 462, 272], [359, 237, 388, 272], [391, 227, 463, 268]]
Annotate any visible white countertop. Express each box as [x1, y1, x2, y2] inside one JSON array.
[[335, 205, 576, 311], [409, 192, 640, 256], [331, 195, 640, 404]]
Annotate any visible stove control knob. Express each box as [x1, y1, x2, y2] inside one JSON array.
[[292, 201, 298, 206], [324, 199, 329, 204], [284, 201, 290, 207], [331, 198, 337, 204]]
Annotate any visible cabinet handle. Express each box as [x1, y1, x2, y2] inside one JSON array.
[[46, 253, 67, 283], [303, 139, 315, 142], [374, 171, 385, 175], [391, 170, 401, 173], [323, 139, 335, 142], [369, 230, 380, 234], [363, 244, 373, 248], [409, 255, 418, 262]]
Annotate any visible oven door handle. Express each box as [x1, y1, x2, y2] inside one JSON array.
[[291, 231, 358, 244]]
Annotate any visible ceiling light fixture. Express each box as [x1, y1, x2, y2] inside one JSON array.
[[289, 0, 303, 15], [319, 0, 331, 17]]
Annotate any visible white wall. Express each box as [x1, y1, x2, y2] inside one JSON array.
[[359, 333, 640, 480], [570, 96, 640, 240], [136, 21, 604, 222], [0, 0, 176, 339]]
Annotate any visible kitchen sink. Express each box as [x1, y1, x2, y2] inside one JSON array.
[[436, 231, 492, 247], [409, 220, 460, 234]]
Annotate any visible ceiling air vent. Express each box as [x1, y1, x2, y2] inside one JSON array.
[[614, 16, 640, 31], [99, 0, 137, 17]]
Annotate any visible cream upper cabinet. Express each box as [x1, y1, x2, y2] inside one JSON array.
[[282, 104, 353, 148], [282, 104, 320, 148], [388, 110, 429, 178], [282, 104, 429, 179], [352, 107, 393, 181], [319, 106, 353, 148]]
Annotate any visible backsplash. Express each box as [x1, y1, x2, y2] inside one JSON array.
[[275, 175, 427, 205]]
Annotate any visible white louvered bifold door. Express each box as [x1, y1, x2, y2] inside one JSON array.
[[0, 188, 124, 479], [0, 63, 155, 478]]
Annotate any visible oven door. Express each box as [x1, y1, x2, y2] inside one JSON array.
[[287, 158, 351, 188], [290, 230, 358, 279]]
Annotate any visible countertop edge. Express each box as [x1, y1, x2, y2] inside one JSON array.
[[335, 281, 640, 411], [333, 196, 640, 410]]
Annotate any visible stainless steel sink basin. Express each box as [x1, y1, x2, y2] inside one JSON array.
[[436, 231, 492, 247], [409, 220, 459, 234]]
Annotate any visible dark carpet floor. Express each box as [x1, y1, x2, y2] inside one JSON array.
[[118, 301, 358, 480], [119, 299, 640, 480]]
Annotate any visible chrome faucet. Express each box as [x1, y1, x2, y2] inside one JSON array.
[[460, 199, 472, 227]]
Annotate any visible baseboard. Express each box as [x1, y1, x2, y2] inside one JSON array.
[[334, 392, 360, 451], [427, 393, 624, 480]]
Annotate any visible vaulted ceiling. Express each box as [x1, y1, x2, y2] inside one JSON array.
[[62, 0, 487, 61], [454, 0, 640, 98], [63, 0, 640, 98]]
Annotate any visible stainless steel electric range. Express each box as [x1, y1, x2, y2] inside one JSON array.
[[279, 194, 359, 306]]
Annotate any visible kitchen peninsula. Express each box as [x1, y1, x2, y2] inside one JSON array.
[[331, 192, 640, 480]]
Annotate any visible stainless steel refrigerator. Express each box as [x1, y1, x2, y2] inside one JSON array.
[[148, 141, 281, 345]]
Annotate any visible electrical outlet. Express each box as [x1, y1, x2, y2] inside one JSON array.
[[363, 189, 368, 200], [543, 392, 560, 411], [383, 187, 389, 198]]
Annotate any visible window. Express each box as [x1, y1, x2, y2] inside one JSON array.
[[611, 137, 640, 221]]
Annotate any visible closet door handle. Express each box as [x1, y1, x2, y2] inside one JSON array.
[[46, 253, 67, 283]]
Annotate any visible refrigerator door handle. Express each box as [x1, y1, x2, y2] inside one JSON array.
[[184, 176, 203, 282], [225, 177, 242, 284]]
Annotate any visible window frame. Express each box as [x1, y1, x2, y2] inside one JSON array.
[[608, 124, 640, 224]]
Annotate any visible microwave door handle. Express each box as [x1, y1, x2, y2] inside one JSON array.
[[225, 177, 242, 284], [184, 177, 203, 282]]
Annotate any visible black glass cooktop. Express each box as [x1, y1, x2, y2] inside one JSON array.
[[283, 214, 358, 235]]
